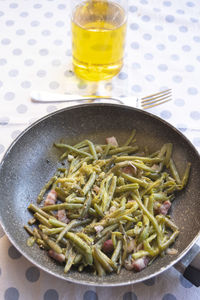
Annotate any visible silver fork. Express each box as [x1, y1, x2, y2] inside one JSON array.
[[31, 89, 172, 109]]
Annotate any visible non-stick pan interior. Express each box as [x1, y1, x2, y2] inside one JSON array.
[[0, 104, 200, 286]]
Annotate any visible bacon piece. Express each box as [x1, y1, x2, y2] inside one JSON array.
[[44, 189, 57, 206], [102, 239, 114, 254], [159, 200, 171, 215], [48, 250, 65, 263], [124, 256, 149, 272], [132, 256, 149, 272], [106, 136, 118, 147], [57, 209, 69, 224], [122, 163, 137, 176]]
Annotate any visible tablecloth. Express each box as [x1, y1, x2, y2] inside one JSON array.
[[0, 0, 200, 299]]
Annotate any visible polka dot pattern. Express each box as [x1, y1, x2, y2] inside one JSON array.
[[0, 1, 200, 299], [123, 292, 138, 300], [8, 245, 22, 259], [43, 289, 59, 300], [4, 287, 19, 300], [83, 290, 98, 300], [25, 266, 40, 282]]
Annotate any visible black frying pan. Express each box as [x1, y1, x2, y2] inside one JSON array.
[[0, 104, 200, 286]]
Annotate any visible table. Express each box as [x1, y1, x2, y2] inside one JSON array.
[[0, 0, 200, 299]]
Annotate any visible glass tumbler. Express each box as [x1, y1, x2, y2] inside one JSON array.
[[71, 0, 127, 81]]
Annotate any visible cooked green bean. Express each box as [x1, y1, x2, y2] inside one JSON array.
[[25, 131, 190, 277], [42, 203, 83, 211], [81, 172, 96, 196], [123, 129, 136, 146], [37, 176, 57, 204]]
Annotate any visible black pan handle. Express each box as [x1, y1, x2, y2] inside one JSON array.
[[174, 244, 200, 287]]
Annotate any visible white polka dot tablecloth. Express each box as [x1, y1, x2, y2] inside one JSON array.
[[0, 0, 200, 299]]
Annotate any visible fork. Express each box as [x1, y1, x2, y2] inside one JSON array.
[[0, 89, 172, 126], [31, 89, 172, 110]]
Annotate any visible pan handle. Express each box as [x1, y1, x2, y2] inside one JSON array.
[[174, 244, 200, 287]]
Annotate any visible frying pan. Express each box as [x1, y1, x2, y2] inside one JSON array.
[[0, 103, 200, 287]]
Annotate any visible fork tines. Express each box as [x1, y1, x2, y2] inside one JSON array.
[[141, 89, 172, 109]]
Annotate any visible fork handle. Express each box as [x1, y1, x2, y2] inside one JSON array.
[[31, 90, 125, 105]]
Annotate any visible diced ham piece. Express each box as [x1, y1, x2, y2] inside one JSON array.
[[57, 209, 69, 224], [48, 250, 65, 263], [132, 256, 149, 272], [159, 200, 171, 215], [124, 256, 149, 272], [94, 225, 104, 234], [122, 163, 137, 176], [106, 136, 118, 147], [44, 189, 57, 206], [102, 239, 114, 254]]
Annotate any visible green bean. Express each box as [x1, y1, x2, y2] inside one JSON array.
[[156, 215, 179, 231], [28, 218, 36, 225], [115, 156, 162, 164], [93, 246, 115, 273], [120, 172, 148, 188], [27, 236, 36, 247], [33, 228, 42, 239], [64, 248, 76, 273], [81, 172, 96, 196], [181, 162, 191, 188], [37, 176, 57, 204], [77, 232, 94, 245], [132, 250, 149, 260], [55, 187, 68, 202], [169, 158, 181, 184], [81, 192, 92, 218], [102, 176, 117, 212], [109, 146, 139, 155], [55, 143, 93, 158], [164, 143, 173, 167], [143, 240, 159, 256], [73, 254, 83, 265], [96, 224, 118, 239], [34, 213, 52, 228], [111, 240, 122, 263], [141, 176, 164, 197], [115, 183, 139, 193], [95, 232, 110, 248], [42, 203, 83, 211], [93, 254, 106, 276], [123, 129, 136, 146], [49, 218, 66, 227], [28, 203, 52, 219], [94, 203, 104, 217], [40, 232, 62, 254], [86, 140, 98, 160], [41, 227, 63, 235], [160, 230, 179, 251], [56, 219, 78, 243], [133, 192, 163, 249], [24, 225, 34, 236], [65, 232, 93, 265]]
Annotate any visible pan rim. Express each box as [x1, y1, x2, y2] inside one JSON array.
[[0, 103, 200, 286]]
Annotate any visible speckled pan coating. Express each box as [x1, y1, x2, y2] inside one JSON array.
[[0, 103, 200, 286]]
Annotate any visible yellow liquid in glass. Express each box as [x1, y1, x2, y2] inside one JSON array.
[[72, 1, 127, 81]]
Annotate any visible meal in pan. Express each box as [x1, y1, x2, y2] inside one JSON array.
[[24, 130, 191, 276]]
